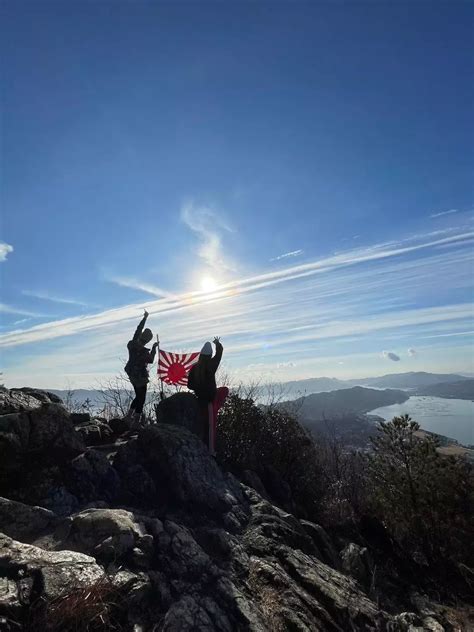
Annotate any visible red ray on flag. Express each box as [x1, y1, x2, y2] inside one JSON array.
[[158, 349, 199, 386]]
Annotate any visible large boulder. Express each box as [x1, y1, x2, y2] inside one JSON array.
[[0, 401, 85, 478], [74, 418, 114, 446], [13, 388, 62, 405], [0, 387, 44, 415], [64, 449, 122, 504], [0, 387, 62, 415], [27, 403, 85, 456], [61, 508, 156, 565], [114, 424, 245, 514], [0, 532, 104, 605], [156, 392, 201, 436], [0, 497, 59, 542]]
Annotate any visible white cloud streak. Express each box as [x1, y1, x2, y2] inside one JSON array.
[[0, 303, 46, 317], [22, 290, 89, 307], [106, 276, 174, 299], [430, 208, 458, 218], [270, 249, 303, 261], [0, 243, 13, 262]]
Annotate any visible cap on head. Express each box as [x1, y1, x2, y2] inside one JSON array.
[[141, 328, 153, 344], [200, 341, 213, 356]]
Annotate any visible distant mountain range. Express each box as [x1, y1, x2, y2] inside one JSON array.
[[352, 371, 471, 389], [415, 379, 474, 400], [276, 371, 471, 398]]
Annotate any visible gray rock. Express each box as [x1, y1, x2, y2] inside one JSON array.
[[115, 424, 245, 515], [157, 520, 213, 581], [0, 388, 44, 415], [113, 439, 157, 506], [75, 419, 113, 446], [70, 412, 91, 424], [0, 402, 85, 477], [13, 388, 62, 405], [162, 595, 215, 631], [241, 470, 269, 499], [155, 392, 201, 437], [0, 497, 59, 542], [43, 485, 79, 516], [391, 612, 424, 631], [300, 520, 340, 569], [0, 577, 20, 614], [341, 542, 373, 587], [422, 617, 445, 632], [27, 403, 85, 455], [65, 449, 122, 503], [0, 532, 104, 603], [64, 508, 146, 561]]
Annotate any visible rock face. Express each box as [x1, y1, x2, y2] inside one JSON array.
[[0, 388, 466, 631], [341, 542, 373, 587], [0, 497, 60, 542], [0, 532, 104, 603], [114, 423, 244, 513], [0, 389, 85, 478], [155, 391, 201, 435]]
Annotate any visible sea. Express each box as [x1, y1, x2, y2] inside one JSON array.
[[370, 396, 474, 446]]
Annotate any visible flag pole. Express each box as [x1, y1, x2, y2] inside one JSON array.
[[157, 333, 165, 401]]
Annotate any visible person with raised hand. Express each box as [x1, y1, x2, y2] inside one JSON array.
[[187, 337, 228, 455], [124, 310, 158, 425]]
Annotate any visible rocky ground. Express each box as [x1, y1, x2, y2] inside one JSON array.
[[0, 386, 472, 631]]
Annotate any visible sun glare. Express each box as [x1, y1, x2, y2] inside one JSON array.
[[200, 276, 218, 293]]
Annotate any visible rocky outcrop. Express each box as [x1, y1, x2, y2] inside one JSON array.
[[0, 497, 60, 542], [341, 542, 373, 588], [0, 389, 84, 477], [0, 532, 104, 605], [155, 391, 201, 434], [113, 423, 245, 514], [0, 388, 468, 631]]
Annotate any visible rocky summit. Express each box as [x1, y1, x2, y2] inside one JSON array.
[[0, 386, 471, 631]]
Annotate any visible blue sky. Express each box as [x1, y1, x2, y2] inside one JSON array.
[[1, 1, 473, 388]]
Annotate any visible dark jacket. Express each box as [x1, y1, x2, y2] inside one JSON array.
[[124, 315, 156, 385], [187, 342, 223, 403]]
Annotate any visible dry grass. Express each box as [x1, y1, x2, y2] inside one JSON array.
[[25, 577, 124, 632]]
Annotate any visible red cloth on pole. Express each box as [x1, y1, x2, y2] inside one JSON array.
[[158, 350, 199, 386]]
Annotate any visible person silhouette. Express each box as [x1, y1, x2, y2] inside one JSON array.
[[187, 337, 228, 456], [124, 310, 158, 424]]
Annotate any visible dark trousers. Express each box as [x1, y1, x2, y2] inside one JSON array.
[[130, 383, 147, 415]]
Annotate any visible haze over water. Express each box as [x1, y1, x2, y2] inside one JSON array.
[[371, 396, 474, 446]]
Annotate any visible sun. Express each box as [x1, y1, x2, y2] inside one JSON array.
[[200, 275, 218, 293]]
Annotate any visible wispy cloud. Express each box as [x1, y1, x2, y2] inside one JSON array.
[[408, 348, 417, 356], [22, 290, 89, 307], [270, 249, 303, 262], [430, 208, 458, 218], [106, 276, 174, 299], [0, 243, 13, 262], [0, 303, 46, 318], [181, 202, 235, 272], [0, 227, 472, 352], [383, 351, 401, 362]]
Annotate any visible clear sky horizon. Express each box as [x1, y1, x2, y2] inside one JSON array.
[[1, 1, 473, 389]]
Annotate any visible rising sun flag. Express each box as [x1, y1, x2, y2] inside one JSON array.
[[158, 349, 200, 386]]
